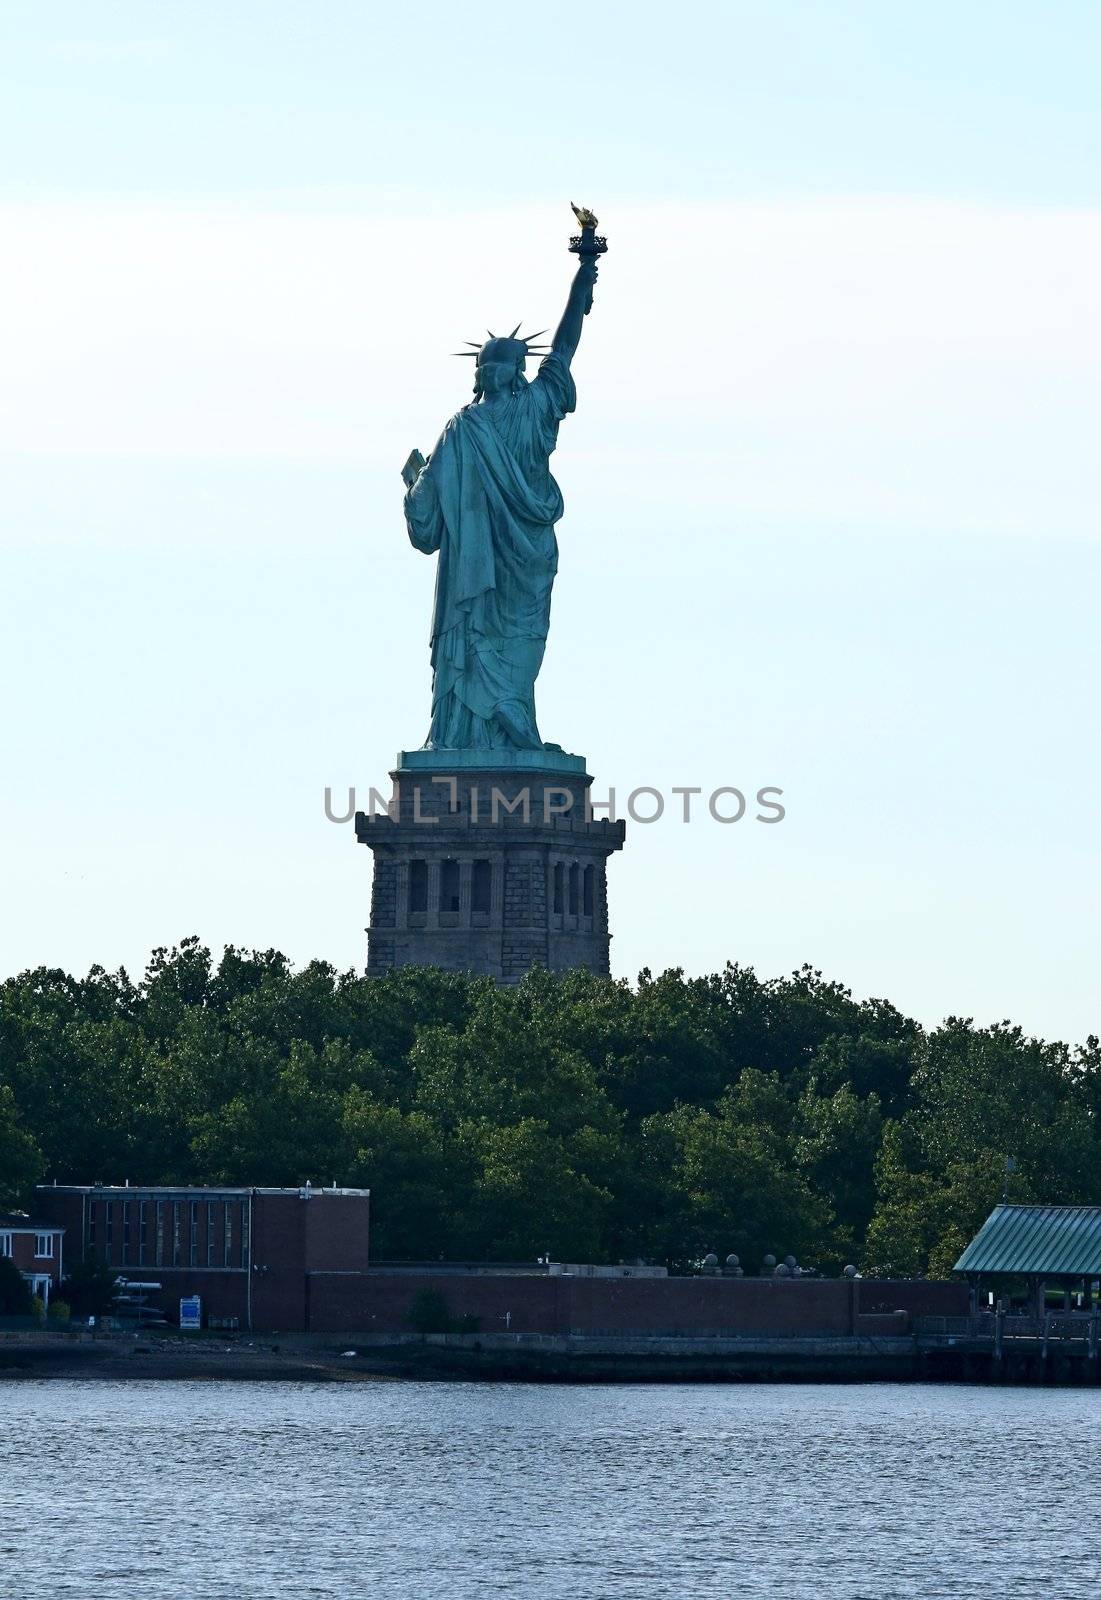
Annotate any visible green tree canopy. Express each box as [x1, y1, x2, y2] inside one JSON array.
[[0, 1084, 44, 1208], [0, 1254, 34, 1316], [2, 942, 1097, 1274]]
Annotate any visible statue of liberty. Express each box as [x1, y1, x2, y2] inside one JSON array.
[[401, 208, 604, 753]]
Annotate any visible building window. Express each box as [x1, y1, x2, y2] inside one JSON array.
[[408, 859, 428, 914], [122, 1202, 131, 1265], [207, 1201, 216, 1267], [104, 1203, 113, 1265], [88, 1203, 97, 1252], [239, 1202, 249, 1268], [172, 1202, 181, 1267], [0, 1234, 11, 1258], [188, 1201, 198, 1267], [155, 1201, 165, 1267], [440, 857, 460, 913], [583, 865, 595, 917], [472, 859, 492, 915], [224, 1203, 233, 1266], [553, 862, 564, 915], [139, 1201, 148, 1266], [34, 1233, 54, 1259], [568, 863, 580, 916]]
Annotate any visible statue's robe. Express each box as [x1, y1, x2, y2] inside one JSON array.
[[403, 352, 576, 750]]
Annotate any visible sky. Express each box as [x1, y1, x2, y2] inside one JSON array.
[[1, 2, 1099, 1044]]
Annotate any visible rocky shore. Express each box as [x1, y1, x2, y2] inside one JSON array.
[[0, 1331, 389, 1383], [8, 1326, 1098, 1385], [2, 1327, 917, 1383]]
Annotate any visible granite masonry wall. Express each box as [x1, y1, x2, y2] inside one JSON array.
[[356, 767, 625, 981]]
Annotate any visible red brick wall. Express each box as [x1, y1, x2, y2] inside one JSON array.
[[856, 1312, 910, 1334], [309, 1271, 560, 1334], [3, 1230, 63, 1289], [251, 1269, 307, 1332], [119, 1267, 309, 1331], [251, 1194, 306, 1271], [564, 1276, 854, 1335], [304, 1195, 370, 1272], [34, 1191, 84, 1259], [150, 1270, 250, 1325], [856, 1280, 969, 1317], [305, 1272, 952, 1337], [248, 1195, 308, 1330]]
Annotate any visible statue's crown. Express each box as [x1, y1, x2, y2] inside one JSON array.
[[453, 323, 549, 361]]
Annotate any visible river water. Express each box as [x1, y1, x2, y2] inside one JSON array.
[[2, 1380, 1099, 1598]]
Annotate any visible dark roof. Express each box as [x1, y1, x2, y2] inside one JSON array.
[[955, 1205, 1101, 1277], [0, 1214, 64, 1232], [36, 1184, 368, 1198]]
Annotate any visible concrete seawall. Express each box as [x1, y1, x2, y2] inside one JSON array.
[[6, 1327, 1100, 1385]]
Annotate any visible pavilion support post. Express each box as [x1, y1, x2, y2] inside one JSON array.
[[994, 1305, 1005, 1374]]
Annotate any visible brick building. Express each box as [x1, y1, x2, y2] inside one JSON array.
[[34, 1183, 369, 1331], [0, 1213, 65, 1309], [29, 1184, 969, 1338]]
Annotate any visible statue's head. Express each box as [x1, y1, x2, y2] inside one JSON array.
[[455, 325, 549, 401], [475, 336, 528, 398]]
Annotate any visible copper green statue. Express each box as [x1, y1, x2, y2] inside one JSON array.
[[401, 206, 606, 753]]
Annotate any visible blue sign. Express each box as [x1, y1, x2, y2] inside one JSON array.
[[179, 1295, 202, 1330]]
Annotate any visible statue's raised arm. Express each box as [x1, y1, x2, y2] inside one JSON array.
[[551, 203, 605, 367]]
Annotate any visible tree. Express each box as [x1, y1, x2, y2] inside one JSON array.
[[646, 1073, 833, 1270], [0, 1084, 44, 1208], [3, 939, 1099, 1279], [407, 1287, 455, 1334], [342, 1092, 467, 1259], [189, 1042, 350, 1185], [0, 1255, 33, 1316], [864, 1019, 1101, 1275], [450, 1116, 614, 1262], [794, 1082, 884, 1263], [60, 1255, 120, 1317]]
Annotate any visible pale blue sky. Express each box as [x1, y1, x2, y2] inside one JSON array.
[[4, 2, 1101, 205], [2, 2, 1099, 1043]]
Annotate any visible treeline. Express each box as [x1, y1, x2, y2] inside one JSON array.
[[1, 939, 1098, 1276]]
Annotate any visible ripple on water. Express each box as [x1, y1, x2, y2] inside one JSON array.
[[1, 1380, 1100, 1599]]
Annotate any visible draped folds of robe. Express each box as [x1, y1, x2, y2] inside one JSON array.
[[403, 352, 576, 750]]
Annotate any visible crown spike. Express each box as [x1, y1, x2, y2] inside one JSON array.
[[454, 329, 550, 357]]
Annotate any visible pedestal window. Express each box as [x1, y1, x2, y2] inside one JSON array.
[[408, 859, 428, 916], [472, 859, 492, 915]]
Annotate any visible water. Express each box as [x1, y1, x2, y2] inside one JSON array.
[[2, 1380, 1099, 1598]]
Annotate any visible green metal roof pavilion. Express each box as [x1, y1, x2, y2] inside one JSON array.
[[955, 1205, 1101, 1278]]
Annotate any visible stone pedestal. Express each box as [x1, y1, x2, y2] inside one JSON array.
[[355, 751, 625, 982]]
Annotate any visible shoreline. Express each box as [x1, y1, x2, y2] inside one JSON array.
[[5, 1329, 1100, 1386]]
